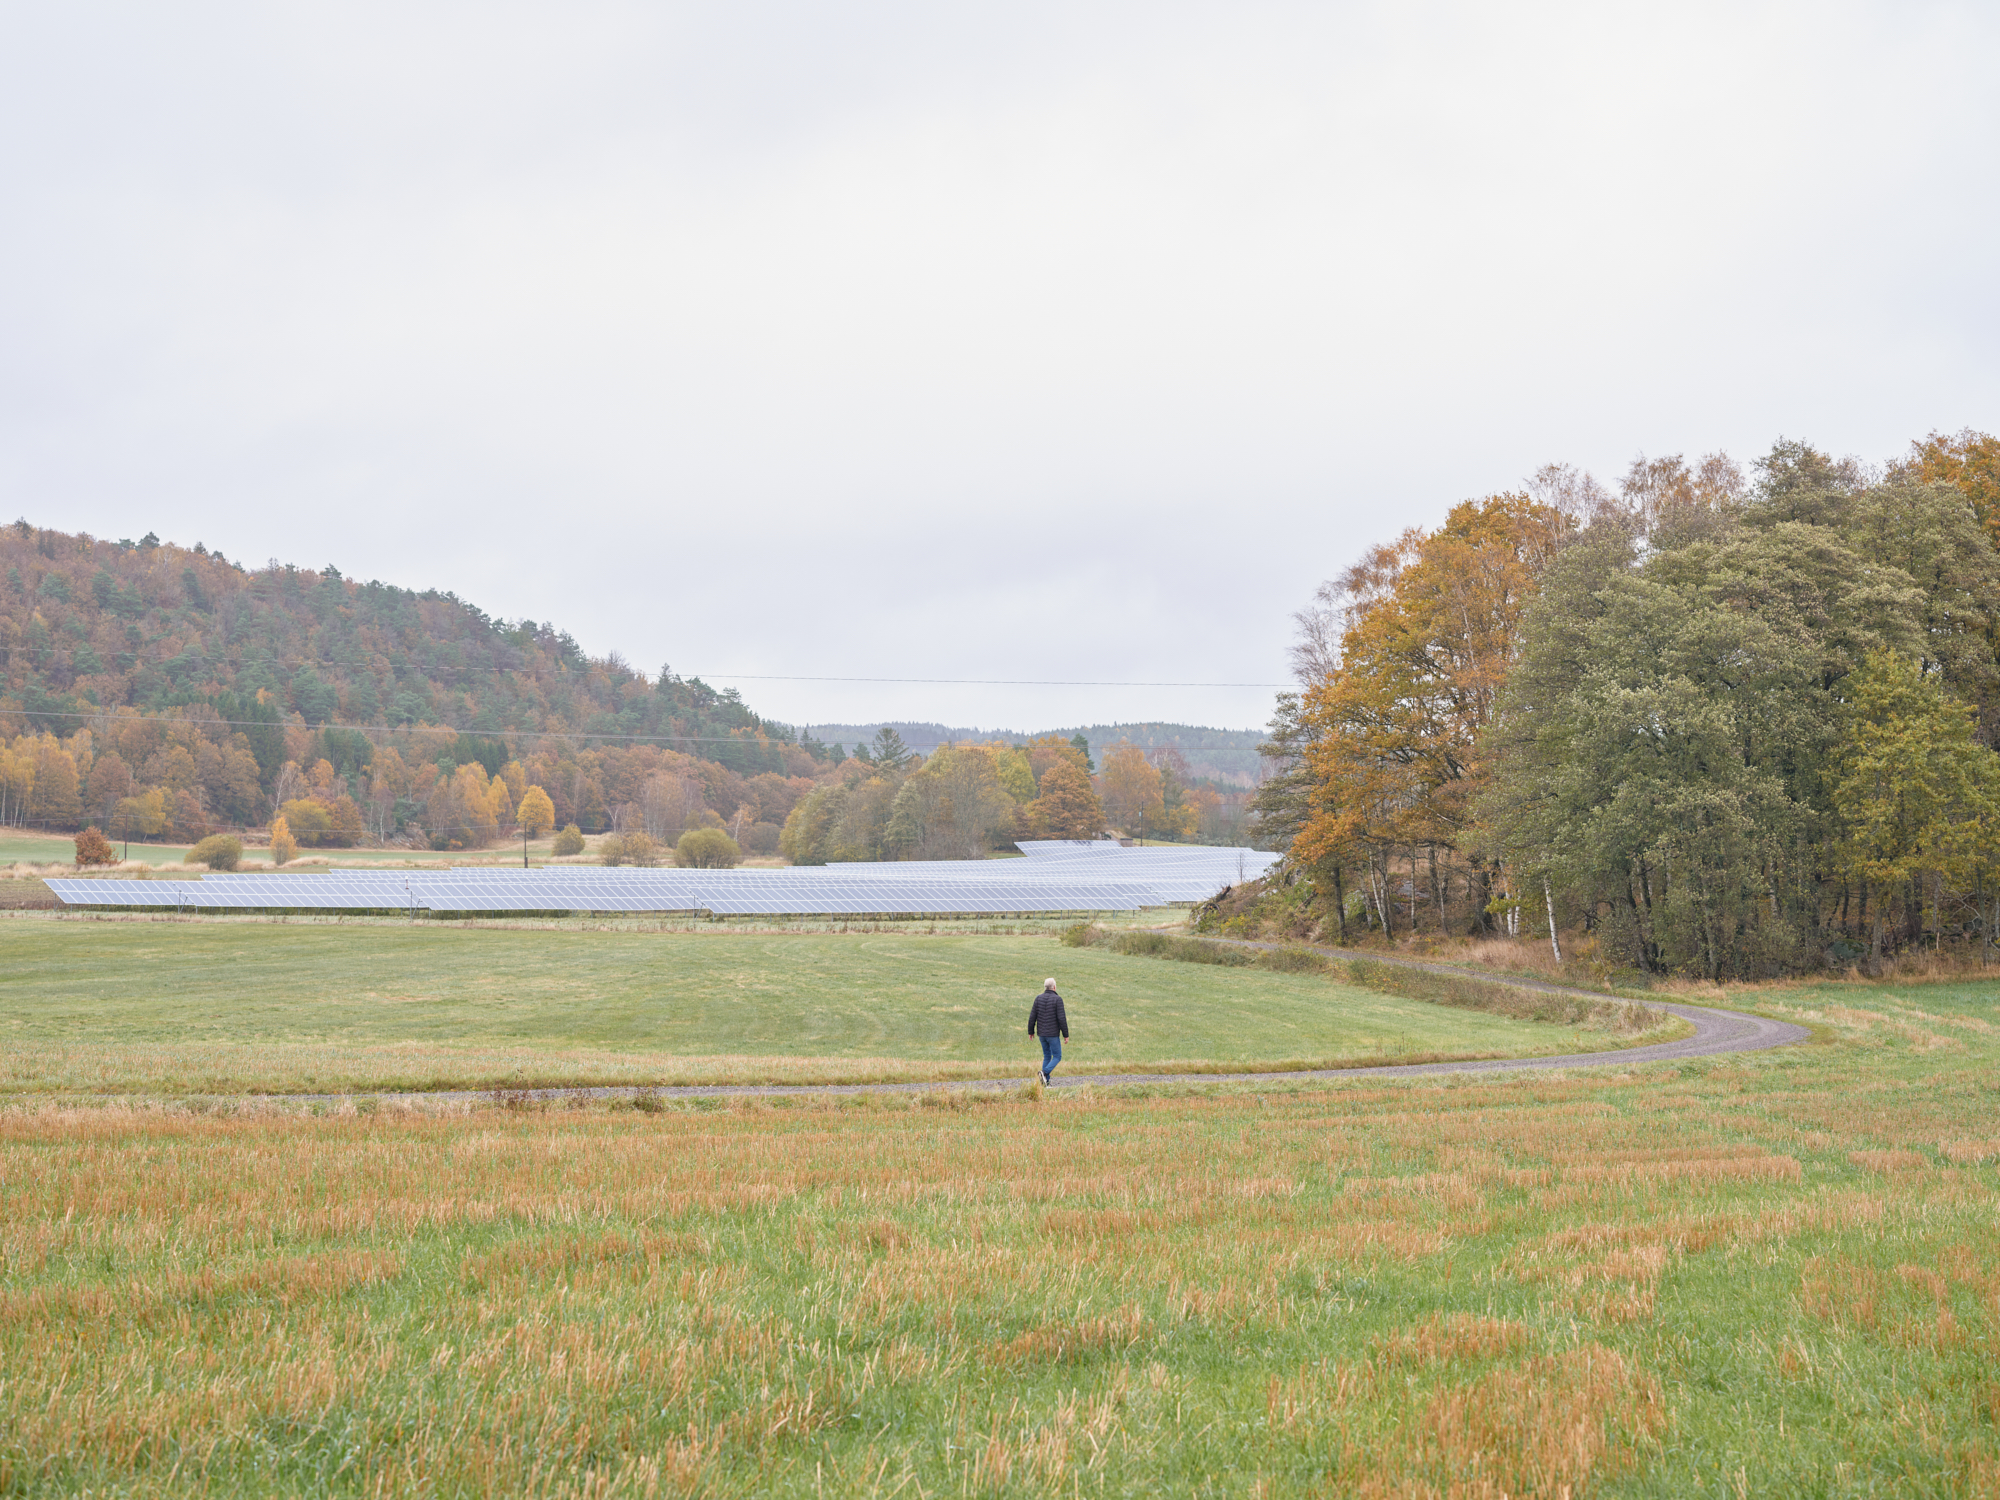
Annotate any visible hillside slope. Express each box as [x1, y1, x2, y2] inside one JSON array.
[[806, 721, 1264, 786], [0, 522, 823, 845]]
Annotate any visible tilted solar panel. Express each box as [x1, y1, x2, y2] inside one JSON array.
[[46, 843, 1277, 914]]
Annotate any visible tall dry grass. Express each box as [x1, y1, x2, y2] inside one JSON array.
[[4, 977, 2000, 1494]]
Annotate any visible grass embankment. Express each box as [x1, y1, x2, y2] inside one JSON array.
[[0, 975, 1995, 1494], [1070, 925, 1654, 1032], [0, 924, 1649, 1095]]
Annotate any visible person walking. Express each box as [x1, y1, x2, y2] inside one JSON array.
[[1028, 978, 1069, 1085]]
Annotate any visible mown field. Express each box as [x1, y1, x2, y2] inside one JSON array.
[[0, 975, 1996, 1495], [0, 921, 1635, 1093]]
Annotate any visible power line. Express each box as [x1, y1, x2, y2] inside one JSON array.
[[0, 707, 806, 749], [0, 705, 1098, 757]]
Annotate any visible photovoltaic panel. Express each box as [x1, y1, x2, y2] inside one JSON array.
[[47, 842, 1279, 916]]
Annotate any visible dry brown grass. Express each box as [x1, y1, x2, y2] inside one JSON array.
[[3, 973, 1999, 1493]]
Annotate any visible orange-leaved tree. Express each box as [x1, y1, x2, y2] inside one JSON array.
[[1033, 758, 1106, 840], [1895, 429, 2000, 550], [1097, 742, 1164, 837], [269, 814, 298, 866], [1293, 493, 1567, 935], [74, 826, 117, 867]]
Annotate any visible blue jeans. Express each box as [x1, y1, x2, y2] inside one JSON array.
[[1040, 1035, 1062, 1078]]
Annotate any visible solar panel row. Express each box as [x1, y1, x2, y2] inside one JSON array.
[[47, 842, 1279, 915]]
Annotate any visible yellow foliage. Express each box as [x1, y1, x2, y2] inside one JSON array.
[[517, 786, 556, 838]]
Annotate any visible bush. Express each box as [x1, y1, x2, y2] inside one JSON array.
[[551, 824, 586, 857], [600, 831, 663, 867], [279, 798, 333, 847], [1256, 944, 1330, 974], [1109, 931, 1255, 966], [269, 815, 298, 867], [676, 828, 743, 869], [745, 820, 783, 855], [73, 827, 117, 867], [188, 834, 243, 871]]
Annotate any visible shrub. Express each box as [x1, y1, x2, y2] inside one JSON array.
[[1109, 931, 1255, 966], [600, 831, 663, 868], [676, 828, 743, 869], [269, 815, 298, 867], [188, 834, 243, 871], [551, 824, 586, 857], [745, 820, 783, 855], [73, 827, 117, 867], [1256, 944, 1330, 974], [279, 798, 333, 847]]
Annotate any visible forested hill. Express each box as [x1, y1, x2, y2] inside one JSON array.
[[0, 521, 806, 776], [806, 722, 1264, 786]]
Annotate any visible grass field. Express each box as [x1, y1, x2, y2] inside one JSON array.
[[1, 973, 1997, 1495], [0, 921, 1640, 1093], [0, 831, 197, 865]]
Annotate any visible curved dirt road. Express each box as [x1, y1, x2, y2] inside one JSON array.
[[437, 955, 1807, 1105]]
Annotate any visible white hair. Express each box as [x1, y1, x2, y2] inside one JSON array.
[[1044, 978, 1057, 990]]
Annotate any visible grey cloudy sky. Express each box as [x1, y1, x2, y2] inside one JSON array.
[[2, 1, 1995, 733]]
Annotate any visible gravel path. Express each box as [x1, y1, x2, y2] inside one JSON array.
[[283, 947, 1809, 1105]]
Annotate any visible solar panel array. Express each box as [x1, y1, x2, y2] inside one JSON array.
[[45, 840, 1280, 916]]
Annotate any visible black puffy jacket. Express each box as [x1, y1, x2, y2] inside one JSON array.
[[1027, 989, 1069, 1039]]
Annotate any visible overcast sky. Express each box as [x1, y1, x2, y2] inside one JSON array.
[[2, 1, 1995, 733]]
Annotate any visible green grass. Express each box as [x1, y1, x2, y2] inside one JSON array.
[[0, 921, 1633, 1093], [0, 831, 195, 865], [2, 972, 1999, 1494]]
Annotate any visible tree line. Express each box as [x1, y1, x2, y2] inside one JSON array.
[[779, 728, 1241, 864], [1254, 429, 2000, 976], [0, 522, 1253, 858]]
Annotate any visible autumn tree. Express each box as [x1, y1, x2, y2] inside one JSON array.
[[780, 771, 901, 863], [1294, 493, 1569, 934], [325, 794, 365, 847], [517, 785, 556, 838], [73, 826, 116, 866], [111, 787, 167, 845], [1894, 429, 2000, 551], [993, 747, 1037, 805], [280, 798, 334, 847], [885, 746, 1015, 859], [1098, 741, 1165, 837], [1032, 759, 1105, 840], [27, 739, 81, 829], [85, 751, 133, 822], [269, 814, 298, 866]]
